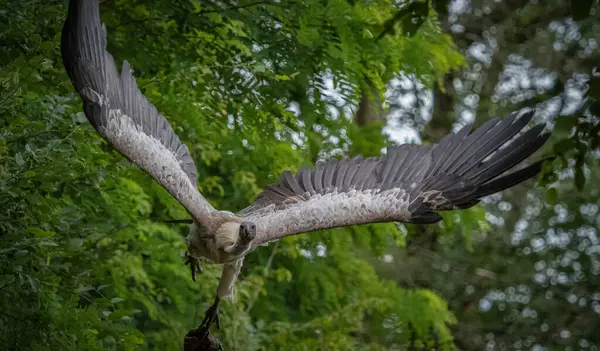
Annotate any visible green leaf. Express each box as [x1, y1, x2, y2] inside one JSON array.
[[14, 249, 29, 258], [553, 138, 576, 154], [15, 152, 25, 166], [554, 116, 578, 134], [38, 240, 58, 247], [27, 275, 40, 293], [72, 112, 87, 124], [546, 188, 558, 205], [108, 309, 129, 320], [30, 34, 42, 49], [27, 227, 56, 238], [254, 63, 266, 73], [24, 170, 36, 178], [76, 285, 94, 293], [70, 238, 84, 246]]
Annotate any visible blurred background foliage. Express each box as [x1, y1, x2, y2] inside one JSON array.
[[0, 0, 598, 350]]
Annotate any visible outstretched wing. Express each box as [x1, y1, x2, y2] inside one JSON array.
[[241, 111, 550, 247], [62, 0, 219, 230]]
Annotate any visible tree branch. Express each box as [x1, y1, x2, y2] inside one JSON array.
[[112, 1, 290, 30], [200, 1, 278, 15]]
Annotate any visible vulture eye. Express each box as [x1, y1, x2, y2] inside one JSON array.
[[240, 222, 256, 241], [240, 222, 256, 232]]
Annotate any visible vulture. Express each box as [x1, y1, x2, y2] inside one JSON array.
[[61, 0, 550, 340]]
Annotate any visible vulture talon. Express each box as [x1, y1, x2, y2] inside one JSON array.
[[198, 297, 221, 342], [185, 253, 202, 282]]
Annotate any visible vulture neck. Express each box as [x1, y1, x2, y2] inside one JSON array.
[[186, 220, 248, 264]]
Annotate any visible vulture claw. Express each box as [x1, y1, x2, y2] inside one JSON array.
[[196, 297, 222, 344], [200, 297, 221, 331], [184, 252, 202, 282]]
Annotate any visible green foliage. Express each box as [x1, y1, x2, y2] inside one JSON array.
[[544, 73, 600, 193], [0, 0, 465, 349]]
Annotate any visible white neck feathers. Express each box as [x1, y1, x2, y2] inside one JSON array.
[[215, 221, 241, 249]]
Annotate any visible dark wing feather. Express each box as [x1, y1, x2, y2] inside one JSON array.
[[61, 0, 219, 229], [241, 110, 550, 247]]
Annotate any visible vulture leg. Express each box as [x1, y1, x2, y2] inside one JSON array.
[[197, 296, 221, 341], [184, 252, 203, 282], [196, 261, 242, 337]]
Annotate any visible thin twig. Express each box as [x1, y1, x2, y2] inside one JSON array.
[[113, 1, 288, 29], [0, 277, 16, 291], [200, 1, 276, 14], [39, 126, 80, 160], [0, 310, 25, 321]]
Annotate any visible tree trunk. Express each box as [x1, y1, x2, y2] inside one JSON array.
[[354, 77, 384, 126]]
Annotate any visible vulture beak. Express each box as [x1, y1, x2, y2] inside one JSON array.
[[239, 221, 256, 242]]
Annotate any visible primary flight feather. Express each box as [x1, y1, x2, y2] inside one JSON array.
[[61, 0, 550, 339]]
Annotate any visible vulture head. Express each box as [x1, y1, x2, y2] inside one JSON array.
[[239, 221, 257, 242]]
